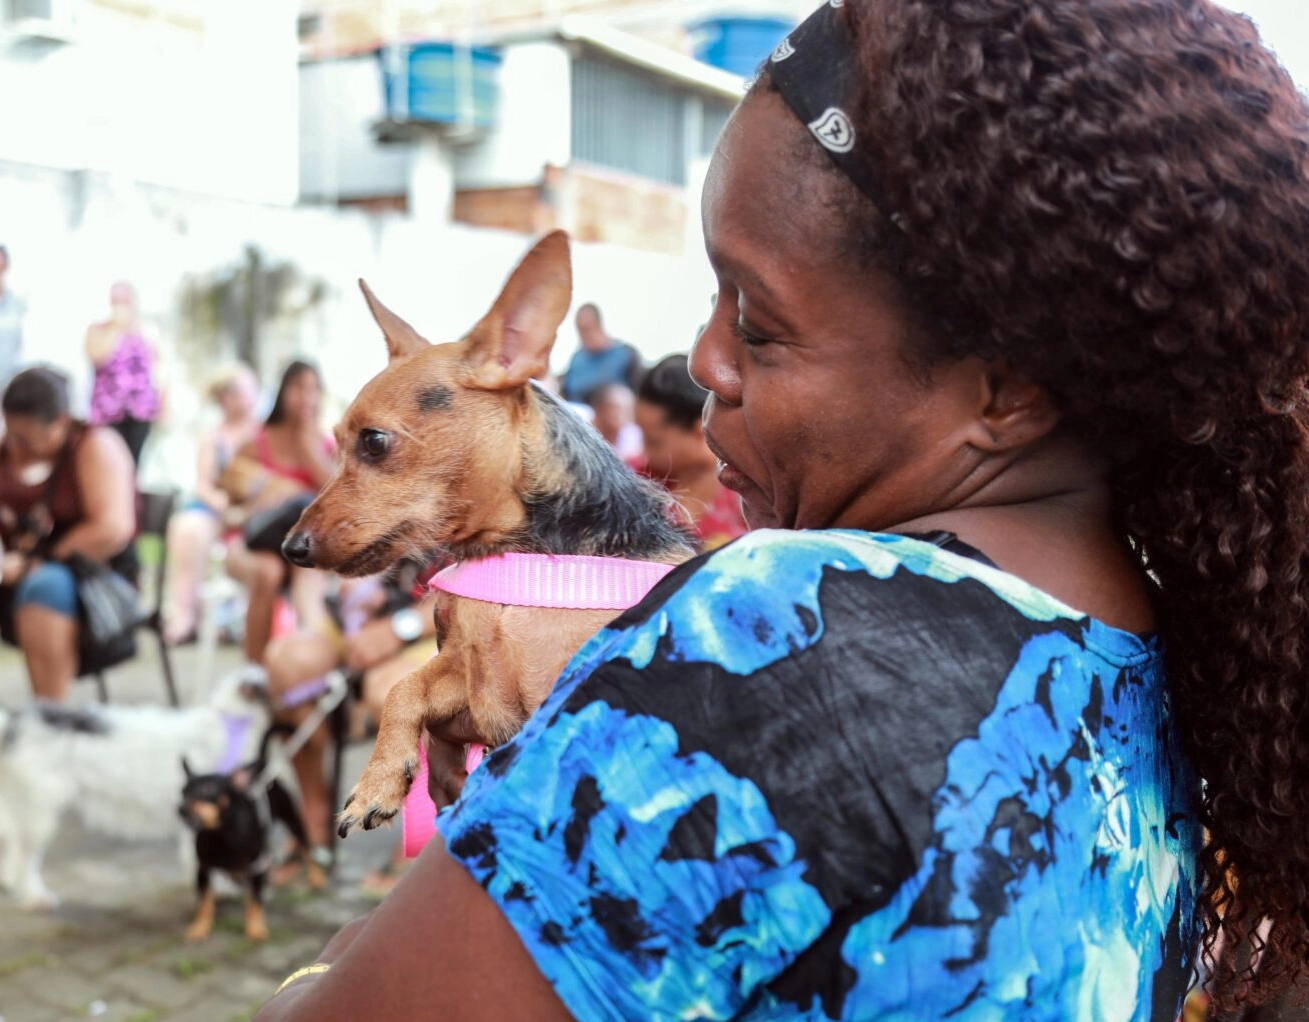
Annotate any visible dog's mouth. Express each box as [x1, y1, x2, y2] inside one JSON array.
[[179, 801, 222, 831], [335, 539, 401, 576]]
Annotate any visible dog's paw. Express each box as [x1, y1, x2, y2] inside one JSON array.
[[184, 920, 213, 943], [336, 776, 406, 838], [20, 888, 58, 913]]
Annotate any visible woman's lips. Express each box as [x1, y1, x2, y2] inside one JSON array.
[[704, 431, 752, 493], [716, 460, 752, 493]]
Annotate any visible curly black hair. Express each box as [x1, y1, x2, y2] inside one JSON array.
[[761, 0, 1309, 1006]]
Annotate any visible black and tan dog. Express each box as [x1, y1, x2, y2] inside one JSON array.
[[282, 231, 695, 834], [178, 759, 322, 942]]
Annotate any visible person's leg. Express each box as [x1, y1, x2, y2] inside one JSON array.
[[265, 630, 341, 856], [13, 564, 81, 701], [242, 551, 286, 667], [164, 507, 220, 644], [287, 565, 328, 633]]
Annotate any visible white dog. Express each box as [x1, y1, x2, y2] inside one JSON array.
[[0, 675, 271, 910]]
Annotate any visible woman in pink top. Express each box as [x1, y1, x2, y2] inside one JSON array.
[[222, 360, 336, 680], [84, 281, 161, 466]]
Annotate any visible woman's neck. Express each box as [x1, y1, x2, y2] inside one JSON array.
[[890, 436, 1155, 632]]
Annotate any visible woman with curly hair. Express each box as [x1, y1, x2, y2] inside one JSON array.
[[256, 0, 1309, 1019]]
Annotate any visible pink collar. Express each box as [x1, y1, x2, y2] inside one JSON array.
[[428, 553, 675, 610]]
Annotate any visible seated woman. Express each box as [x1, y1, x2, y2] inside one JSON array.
[[162, 363, 260, 645], [222, 360, 336, 683], [0, 367, 135, 700], [264, 562, 438, 890], [634, 354, 748, 551], [257, 1, 1309, 1017]]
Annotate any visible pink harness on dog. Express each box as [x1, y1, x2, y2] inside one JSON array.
[[401, 553, 677, 857]]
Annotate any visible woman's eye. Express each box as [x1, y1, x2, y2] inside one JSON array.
[[359, 429, 390, 460], [731, 322, 769, 347]]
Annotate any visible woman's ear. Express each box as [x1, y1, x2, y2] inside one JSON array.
[[971, 361, 1060, 452]]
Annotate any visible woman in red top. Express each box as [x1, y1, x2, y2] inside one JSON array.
[[222, 361, 336, 680], [0, 368, 136, 699], [634, 354, 748, 551]]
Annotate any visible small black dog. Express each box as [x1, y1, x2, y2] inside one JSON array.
[[177, 758, 321, 942]]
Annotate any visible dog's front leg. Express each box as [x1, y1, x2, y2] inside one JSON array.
[[185, 866, 215, 942], [245, 872, 269, 943], [338, 654, 467, 836], [17, 842, 57, 912]]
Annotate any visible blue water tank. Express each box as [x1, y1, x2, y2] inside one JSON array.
[[691, 16, 794, 77], [378, 42, 501, 128]]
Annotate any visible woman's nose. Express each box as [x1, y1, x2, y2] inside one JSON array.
[[689, 312, 742, 408]]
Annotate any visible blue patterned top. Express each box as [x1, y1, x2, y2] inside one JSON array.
[[438, 530, 1202, 1021]]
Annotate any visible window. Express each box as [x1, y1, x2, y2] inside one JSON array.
[[699, 98, 736, 157], [572, 54, 687, 186]]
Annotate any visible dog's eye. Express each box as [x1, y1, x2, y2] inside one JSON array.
[[358, 429, 390, 461]]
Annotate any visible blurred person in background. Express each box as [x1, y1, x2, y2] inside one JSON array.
[[221, 360, 336, 685], [85, 281, 162, 466], [560, 303, 642, 403], [0, 245, 26, 387], [162, 363, 261, 645], [585, 382, 642, 461], [0, 368, 135, 700], [635, 354, 746, 550]]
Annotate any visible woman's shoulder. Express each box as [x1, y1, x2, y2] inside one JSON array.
[[674, 527, 1087, 628]]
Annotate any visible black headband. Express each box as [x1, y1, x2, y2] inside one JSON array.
[[768, 0, 897, 223]]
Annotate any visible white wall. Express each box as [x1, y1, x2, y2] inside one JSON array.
[[0, 0, 299, 205], [454, 41, 572, 189], [299, 54, 412, 202]]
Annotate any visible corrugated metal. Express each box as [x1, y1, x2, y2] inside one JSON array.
[[571, 54, 686, 186]]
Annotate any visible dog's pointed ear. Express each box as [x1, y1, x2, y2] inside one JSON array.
[[359, 279, 430, 362], [461, 230, 572, 391], [182, 757, 195, 780]]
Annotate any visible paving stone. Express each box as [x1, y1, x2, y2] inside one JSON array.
[[7, 964, 121, 1013], [0, 1005, 71, 1022]]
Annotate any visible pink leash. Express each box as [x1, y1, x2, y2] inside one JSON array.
[[401, 553, 675, 857]]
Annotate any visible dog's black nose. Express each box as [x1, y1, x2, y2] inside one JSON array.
[[282, 531, 313, 567]]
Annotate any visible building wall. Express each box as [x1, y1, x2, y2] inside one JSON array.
[[300, 52, 411, 203], [0, 0, 299, 205], [0, 160, 717, 490]]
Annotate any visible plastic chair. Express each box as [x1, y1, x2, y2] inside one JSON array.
[[82, 488, 180, 707]]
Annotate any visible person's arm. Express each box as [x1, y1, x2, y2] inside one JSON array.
[[192, 427, 228, 513], [342, 593, 438, 673], [85, 323, 116, 365], [291, 427, 337, 491], [253, 841, 575, 1022], [51, 427, 136, 562]]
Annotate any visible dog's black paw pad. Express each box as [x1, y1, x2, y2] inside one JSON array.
[[403, 759, 417, 783]]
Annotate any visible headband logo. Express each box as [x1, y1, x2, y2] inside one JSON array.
[[771, 37, 795, 62], [809, 108, 855, 153]]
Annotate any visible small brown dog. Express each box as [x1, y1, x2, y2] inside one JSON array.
[[283, 231, 694, 834]]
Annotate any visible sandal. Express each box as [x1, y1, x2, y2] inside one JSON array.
[[359, 854, 412, 900]]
